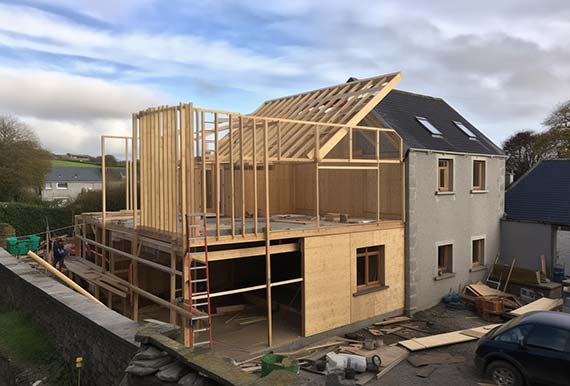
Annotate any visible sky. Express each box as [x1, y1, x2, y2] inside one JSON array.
[[0, 0, 569, 156]]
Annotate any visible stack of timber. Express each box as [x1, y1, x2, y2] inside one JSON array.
[[462, 282, 522, 321]]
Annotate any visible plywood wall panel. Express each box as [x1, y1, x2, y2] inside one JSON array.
[[303, 226, 404, 336], [303, 233, 352, 336]]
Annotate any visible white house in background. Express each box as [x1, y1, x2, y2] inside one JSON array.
[[41, 167, 102, 203]]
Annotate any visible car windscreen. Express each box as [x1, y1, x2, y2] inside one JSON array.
[[490, 317, 523, 338]]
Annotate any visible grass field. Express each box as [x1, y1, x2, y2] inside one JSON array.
[[51, 159, 100, 168], [0, 310, 73, 385]]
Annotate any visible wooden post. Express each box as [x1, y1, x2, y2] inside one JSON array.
[[240, 116, 246, 236], [264, 120, 273, 346], [132, 114, 138, 226], [180, 104, 188, 243], [215, 113, 220, 238], [201, 112, 207, 216], [131, 232, 139, 321], [229, 115, 235, 238], [314, 126, 320, 229], [125, 138, 130, 210], [170, 241, 177, 324], [376, 130, 380, 223], [401, 138, 406, 223], [253, 119, 258, 236], [101, 137, 107, 272]]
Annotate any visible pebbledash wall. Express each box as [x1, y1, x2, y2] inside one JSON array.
[[0, 248, 139, 386], [405, 150, 506, 312]]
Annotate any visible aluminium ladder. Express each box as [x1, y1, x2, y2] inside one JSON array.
[[185, 213, 213, 349]]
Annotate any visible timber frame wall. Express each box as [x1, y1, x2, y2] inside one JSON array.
[[78, 72, 406, 347]]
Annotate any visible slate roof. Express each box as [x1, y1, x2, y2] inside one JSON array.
[[371, 89, 503, 156], [46, 167, 102, 182], [505, 160, 570, 226]]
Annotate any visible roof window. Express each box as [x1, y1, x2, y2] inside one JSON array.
[[416, 117, 442, 136], [454, 121, 477, 139]]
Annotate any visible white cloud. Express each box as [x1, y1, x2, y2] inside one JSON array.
[[1, 0, 570, 152], [0, 67, 162, 154], [0, 67, 162, 120]]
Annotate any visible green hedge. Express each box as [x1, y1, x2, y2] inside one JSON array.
[[0, 203, 73, 237]]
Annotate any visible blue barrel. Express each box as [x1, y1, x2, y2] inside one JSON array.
[[553, 266, 565, 283]]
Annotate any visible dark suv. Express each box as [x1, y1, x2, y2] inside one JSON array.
[[475, 311, 570, 386]]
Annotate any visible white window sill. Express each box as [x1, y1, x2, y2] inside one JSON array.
[[435, 191, 455, 196], [470, 189, 488, 194], [470, 265, 487, 273], [434, 272, 456, 281]]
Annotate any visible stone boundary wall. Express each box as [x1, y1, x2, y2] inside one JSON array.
[[0, 248, 139, 386]]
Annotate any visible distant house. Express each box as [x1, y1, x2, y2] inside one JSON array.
[[502, 159, 570, 275], [365, 88, 507, 313], [41, 166, 102, 203]]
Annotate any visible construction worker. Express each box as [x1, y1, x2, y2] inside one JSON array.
[[52, 238, 67, 271]]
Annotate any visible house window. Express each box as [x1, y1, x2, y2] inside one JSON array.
[[437, 244, 453, 275], [45, 183, 52, 190], [472, 238, 485, 267], [473, 160, 486, 190], [438, 159, 453, 192], [357, 246, 385, 288], [56, 182, 68, 189]]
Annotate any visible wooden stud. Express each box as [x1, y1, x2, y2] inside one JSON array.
[[215, 113, 220, 238], [201, 112, 207, 216], [263, 120, 273, 346], [252, 118, 258, 236], [240, 116, 246, 236], [229, 114, 235, 238]]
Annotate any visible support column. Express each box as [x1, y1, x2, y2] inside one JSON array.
[[263, 120, 272, 347]]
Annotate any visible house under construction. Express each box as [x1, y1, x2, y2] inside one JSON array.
[[71, 72, 406, 355]]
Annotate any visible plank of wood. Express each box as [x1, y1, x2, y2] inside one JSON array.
[[509, 297, 563, 316], [374, 316, 411, 326], [376, 346, 409, 379], [467, 282, 505, 297], [398, 324, 500, 352], [239, 317, 267, 326], [380, 326, 403, 334]]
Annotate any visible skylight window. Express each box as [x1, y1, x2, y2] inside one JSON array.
[[416, 117, 442, 136], [454, 121, 477, 139]]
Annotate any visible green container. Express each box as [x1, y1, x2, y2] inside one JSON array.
[[5, 235, 41, 256], [261, 354, 299, 377]]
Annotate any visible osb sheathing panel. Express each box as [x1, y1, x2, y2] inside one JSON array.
[[221, 164, 295, 216], [303, 226, 405, 336], [303, 233, 352, 336], [350, 227, 405, 322], [294, 164, 402, 218]]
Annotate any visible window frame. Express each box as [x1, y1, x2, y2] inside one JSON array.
[[437, 158, 454, 192], [356, 245, 385, 290], [56, 182, 69, 190], [472, 160, 486, 191], [436, 243, 453, 276], [471, 236, 486, 268]]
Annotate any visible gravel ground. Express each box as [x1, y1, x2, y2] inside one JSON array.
[[296, 303, 498, 386], [372, 304, 493, 386]]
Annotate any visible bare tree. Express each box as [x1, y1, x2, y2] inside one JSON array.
[[0, 115, 51, 201]]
